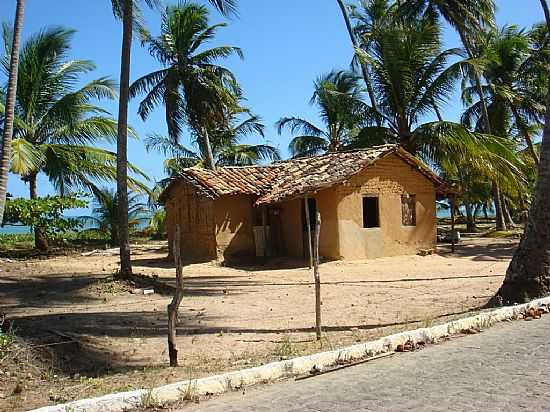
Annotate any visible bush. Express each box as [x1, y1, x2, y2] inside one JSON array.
[[3, 195, 88, 240]]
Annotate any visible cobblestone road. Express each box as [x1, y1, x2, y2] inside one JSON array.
[[183, 316, 550, 411]]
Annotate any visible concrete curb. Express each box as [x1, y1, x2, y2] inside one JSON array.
[[30, 296, 550, 412]]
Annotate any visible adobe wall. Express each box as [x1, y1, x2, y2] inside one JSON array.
[[214, 195, 256, 261], [315, 188, 340, 259], [165, 182, 217, 261], [335, 153, 436, 259]]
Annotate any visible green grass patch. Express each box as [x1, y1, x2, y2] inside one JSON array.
[[0, 233, 35, 251]]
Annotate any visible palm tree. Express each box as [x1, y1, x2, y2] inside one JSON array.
[[399, 0, 495, 130], [277, 70, 372, 157], [336, 0, 380, 119], [111, 0, 160, 276], [130, 1, 243, 173], [112, 0, 237, 275], [146, 106, 280, 173], [353, 12, 522, 187], [0, 0, 25, 224], [0, 27, 148, 250], [82, 187, 148, 246], [463, 25, 548, 165], [397, 0, 513, 230], [493, 0, 550, 304]]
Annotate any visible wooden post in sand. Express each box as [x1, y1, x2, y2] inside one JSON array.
[[167, 225, 184, 367], [304, 196, 313, 269], [313, 211, 322, 340]]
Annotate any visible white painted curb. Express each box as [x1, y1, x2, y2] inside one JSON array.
[[29, 296, 550, 412]]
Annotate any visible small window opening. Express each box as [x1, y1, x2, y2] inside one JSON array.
[[362, 197, 380, 228], [401, 194, 417, 226]]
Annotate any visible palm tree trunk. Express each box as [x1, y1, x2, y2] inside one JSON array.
[[492, 0, 550, 305], [511, 106, 540, 165], [0, 0, 25, 223], [492, 181, 507, 231], [502, 198, 515, 228], [464, 203, 476, 232], [202, 128, 217, 171], [336, 0, 381, 124], [457, 27, 508, 232], [116, 0, 133, 277], [28, 173, 49, 252]]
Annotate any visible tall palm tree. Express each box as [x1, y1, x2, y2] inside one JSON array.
[[399, 0, 495, 132], [130, 1, 243, 171], [353, 13, 521, 181], [277, 70, 372, 157], [336, 0, 380, 119], [397, 0, 512, 230], [493, 0, 550, 303], [146, 106, 280, 173], [112, 0, 237, 276], [463, 25, 548, 165], [0, 27, 148, 250], [111, 0, 160, 276], [0, 0, 25, 223]]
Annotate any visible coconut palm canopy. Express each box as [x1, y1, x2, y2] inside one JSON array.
[[462, 25, 549, 164], [130, 1, 244, 167], [346, 8, 521, 181], [277, 70, 372, 158], [0, 25, 149, 197], [145, 104, 280, 175]]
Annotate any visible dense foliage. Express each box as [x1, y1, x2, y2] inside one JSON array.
[[2, 195, 87, 238]]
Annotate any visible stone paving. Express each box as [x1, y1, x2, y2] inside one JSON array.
[[182, 315, 550, 412]]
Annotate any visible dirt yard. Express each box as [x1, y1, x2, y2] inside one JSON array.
[[0, 236, 518, 410]]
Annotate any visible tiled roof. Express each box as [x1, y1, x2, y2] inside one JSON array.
[[159, 145, 449, 205]]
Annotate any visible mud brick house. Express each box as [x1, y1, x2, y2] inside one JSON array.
[[159, 144, 449, 263]]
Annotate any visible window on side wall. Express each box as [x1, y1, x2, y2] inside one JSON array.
[[401, 194, 417, 226], [362, 196, 380, 228]]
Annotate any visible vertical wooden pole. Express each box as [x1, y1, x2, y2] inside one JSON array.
[[262, 206, 269, 262], [168, 225, 184, 367], [304, 196, 313, 269], [313, 211, 322, 341], [450, 195, 456, 253]]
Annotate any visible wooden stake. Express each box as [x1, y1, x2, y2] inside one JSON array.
[[304, 196, 313, 269], [168, 225, 184, 367], [313, 211, 322, 341], [450, 195, 456, 253]]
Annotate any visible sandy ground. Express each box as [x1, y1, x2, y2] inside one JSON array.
[[0, 236, 517, 410]]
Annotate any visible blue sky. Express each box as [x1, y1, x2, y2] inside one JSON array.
[[1, 0, 545, 206]]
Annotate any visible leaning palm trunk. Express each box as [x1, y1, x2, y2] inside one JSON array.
[[336, 0, 380, 122], [511, 106, 540, 165], [492, 181, 506, 231], [0, 0, 25, 223], [116, 0, 133, 276], [492, 0, 550, 304], [202, 128, 217, 171]]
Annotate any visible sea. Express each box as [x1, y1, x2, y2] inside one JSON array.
[[0, 215, 152, 235]]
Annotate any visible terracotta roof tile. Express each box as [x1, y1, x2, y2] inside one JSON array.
[[159, 144, 449, 205]]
